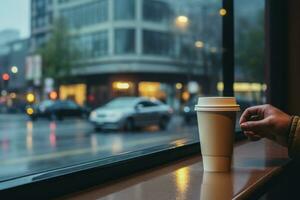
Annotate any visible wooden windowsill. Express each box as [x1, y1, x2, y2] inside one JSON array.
[[63, 139, 291, 200]]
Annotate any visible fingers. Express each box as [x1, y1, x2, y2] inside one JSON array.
[[244, 131, 262, 141], [239, 105, 265, 124], [240, 118, 269, 137]]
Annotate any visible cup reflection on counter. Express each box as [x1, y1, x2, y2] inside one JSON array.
[[200, 172, 234, 200]]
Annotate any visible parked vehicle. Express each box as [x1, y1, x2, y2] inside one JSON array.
[[0, 102, 26, 114], [182, 96, 199, 124], [26, 100, 89, 121], [182, 96, 256, 124], [89, 97, 173, 131]]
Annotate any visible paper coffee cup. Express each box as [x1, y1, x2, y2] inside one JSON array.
[[195, 97, 240, 172]]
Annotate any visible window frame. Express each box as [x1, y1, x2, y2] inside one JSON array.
[[113, 0, 136, 20], [114, 28, 136, 54], [0, 142, 200, 198], [222, 0, 234, 97], [1, 0, 279, 198]]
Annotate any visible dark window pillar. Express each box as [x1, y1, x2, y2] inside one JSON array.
[[265, 0, 288, 111], [222, 0, 234, 97]]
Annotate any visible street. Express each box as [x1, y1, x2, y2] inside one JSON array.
[[0, 114, 199, 182]]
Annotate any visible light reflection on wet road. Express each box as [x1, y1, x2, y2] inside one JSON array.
[[0, 114, 198, 182]]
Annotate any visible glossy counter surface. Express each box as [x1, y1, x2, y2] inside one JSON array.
[[65, 139, 290, 200]]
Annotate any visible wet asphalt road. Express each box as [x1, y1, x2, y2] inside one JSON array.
[[0, 114, 199, 182]]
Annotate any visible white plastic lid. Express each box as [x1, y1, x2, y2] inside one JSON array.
[[195, 97, 240, 111]]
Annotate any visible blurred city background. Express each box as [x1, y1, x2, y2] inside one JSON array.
[[0, 0, 265, 182]]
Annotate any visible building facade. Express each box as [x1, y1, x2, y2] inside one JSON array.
[[0, 38, 30, 112], [31, 0, 219, 109], [0, 38, 29, 92], [0, 30, 20, 46]]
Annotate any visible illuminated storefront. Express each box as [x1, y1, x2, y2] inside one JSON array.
[[69, 73, 208, 110], [111, 81, 135, 97], [217, 82, 267, 103], [138, 82, 167, 100], [59, 84, 86, 105]]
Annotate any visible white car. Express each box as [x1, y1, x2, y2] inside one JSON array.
[[89, 97, 173, 131]]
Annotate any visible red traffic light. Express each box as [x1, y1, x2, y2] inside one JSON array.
[[49, 91, 58, 100], [2, 73, 10, 81]]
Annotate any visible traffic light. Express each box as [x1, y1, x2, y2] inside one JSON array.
[[49, 91, 58, 100], [26, 93, 35, 103], [2, 73, 10, 89], [2, 73, 10, 81]]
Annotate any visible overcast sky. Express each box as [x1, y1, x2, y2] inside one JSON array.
[[0, 0, 30, 38]]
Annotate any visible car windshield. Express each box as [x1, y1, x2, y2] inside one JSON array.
[[39, 100, 54, 109], [187, 96, 198, 107], [52, 100, 65, 107], [105, 97, 138, 108]]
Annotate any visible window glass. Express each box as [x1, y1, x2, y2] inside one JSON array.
[[234, 0, 266, 107], [73, 31, 108, 59], [143, 0, 173, 23], [0, 0, 225, 184], [65, 100, 79, 109], [105, 97, 138, 108], [61, 0, 108, 28], [143, 30, 174, 56], [114, 29, 135, 54], [114, 0, 135, 20], [137, 101, 155, 107], [39, 100, 54, 108]]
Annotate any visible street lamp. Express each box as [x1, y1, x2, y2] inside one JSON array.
[[194, 40, 208, 75], [174, 15, 189, 30], [1, 90, 7, 96], [11, 66, 18, 74], [219, 8, 227, 16], [174, 15, 192, 97], [194, 40, 204, 48]]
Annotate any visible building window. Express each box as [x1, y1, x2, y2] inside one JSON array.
[[35, 33, 47, 47], [114, 0, 135, 20], [73, 31, 108, 59], [114, 29, 135, 54], [143, 0, 173, 23], [58, 0, 71, 3], [48, 13, 53, 25], [34, 0, 47, 15], [143, 30, 174, 56], [93, 31, 109, 57], [61, 0, 108, 28]]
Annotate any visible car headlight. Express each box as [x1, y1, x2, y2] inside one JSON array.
[[26, 108, 34, 115], [90, 111, 97, 118], [183, 106, 190, 113]]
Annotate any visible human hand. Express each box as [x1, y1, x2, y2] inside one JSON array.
[[239, 104, 292, 146]]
